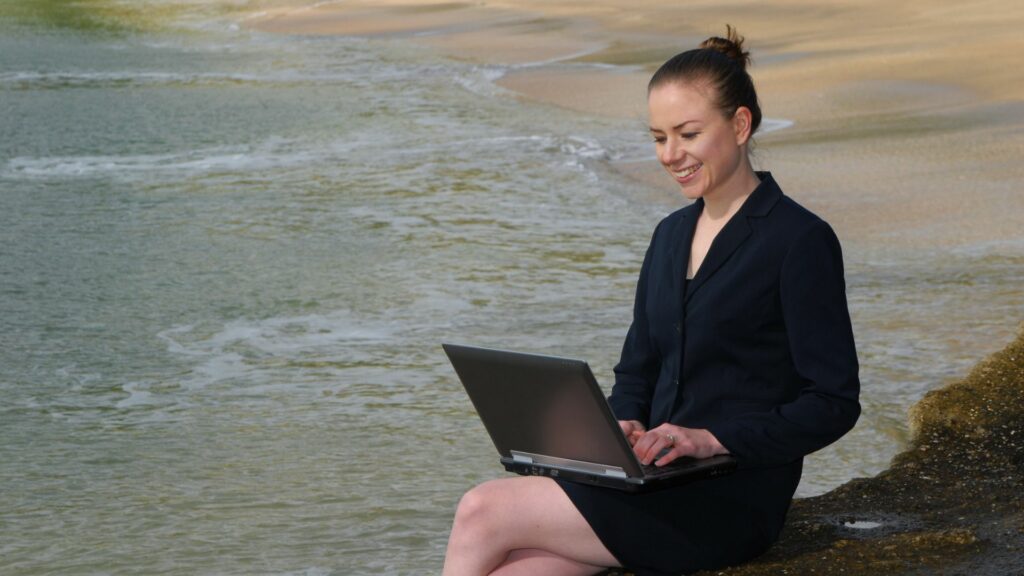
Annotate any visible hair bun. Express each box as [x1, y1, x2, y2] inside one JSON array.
[[699, 25, 751, 70]]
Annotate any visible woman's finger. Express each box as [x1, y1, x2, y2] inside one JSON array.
[[635, 425, 682, 464], [637, 430, 673, 465], [654, 446, 680, 467], [619, 420, 646, 446], [632, 433, 653, 463]]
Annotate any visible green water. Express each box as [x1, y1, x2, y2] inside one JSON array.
[[1, 1, 1022, 573]]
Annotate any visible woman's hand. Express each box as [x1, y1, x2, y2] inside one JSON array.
[[618, 420, 646, 447], [633, 424, 728, 466]]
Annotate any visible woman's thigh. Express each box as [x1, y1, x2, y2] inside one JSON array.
[[454, 476, 619, 568]]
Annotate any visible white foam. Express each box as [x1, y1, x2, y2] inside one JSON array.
[[760, 117, 795, 134], [158, 311, 398, 390], [452, 65, 511, 98], [510, 45, 610, 69], [116, 382, 157, 408], [0, 66, 377, 89], [300, 0, 346, 11], [2, 136, 357, 181], [560, 135, 609, 161], [0, 70, 258, 86], [280, 568, 333, 576]]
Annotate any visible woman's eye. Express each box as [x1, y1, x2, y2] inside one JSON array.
[[652, 137, 666, 144], [681, 132, 700, 140]]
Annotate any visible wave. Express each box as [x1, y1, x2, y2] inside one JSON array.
[[0, 137, 361, 180], [761, 117, 795, 133], [152, 311, 403, 396], [451, 65, 511, 98], [0, 68, 367, 89], [1, 130, 620, 181]]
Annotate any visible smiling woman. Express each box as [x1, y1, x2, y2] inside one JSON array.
[[647, 26, 761, 205], [442, 26, 861, 576], [644, 26, 765, 285]]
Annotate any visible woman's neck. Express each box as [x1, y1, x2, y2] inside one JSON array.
[[701, 164, 761, 221]]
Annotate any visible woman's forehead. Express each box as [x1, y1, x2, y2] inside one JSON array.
[[648, 82, 718, 126]]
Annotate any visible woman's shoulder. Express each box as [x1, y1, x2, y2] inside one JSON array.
[[766, 193, 846, 267], [735, 174, 845, 262], [760, 176, 835, 237], [772, 194, 826, 230]]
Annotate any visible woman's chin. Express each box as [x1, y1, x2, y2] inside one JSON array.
[[678, 183, 705, 200]]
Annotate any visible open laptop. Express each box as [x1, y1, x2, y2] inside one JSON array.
[[442, 343, 737, 492]]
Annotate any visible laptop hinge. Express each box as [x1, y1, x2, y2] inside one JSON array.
[[510, 450, 629, 478]]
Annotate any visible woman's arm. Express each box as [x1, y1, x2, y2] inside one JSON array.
[[707, 219, 861, 467], [608, 224, 664, 425]]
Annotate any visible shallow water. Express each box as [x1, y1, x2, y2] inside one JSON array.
[[1, 2, 1022, 574]]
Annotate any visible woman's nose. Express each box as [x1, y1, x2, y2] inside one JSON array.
[[660, 139, 685, 166]]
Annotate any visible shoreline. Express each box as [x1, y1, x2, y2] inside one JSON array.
[[248, 0, 1024, 252]]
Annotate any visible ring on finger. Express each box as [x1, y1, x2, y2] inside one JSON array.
[[665, 434, 675, 445]]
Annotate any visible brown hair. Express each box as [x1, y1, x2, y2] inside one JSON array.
[[648, 25, 762, 135]]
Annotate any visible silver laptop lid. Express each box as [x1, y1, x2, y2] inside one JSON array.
[[442, 343, 643, 478]]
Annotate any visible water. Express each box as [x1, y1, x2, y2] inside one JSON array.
[[1, 2, 1021, 574]]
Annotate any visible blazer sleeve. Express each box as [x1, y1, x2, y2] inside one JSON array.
[[707, 219, 861, 467], [608, 223, 662, 425]]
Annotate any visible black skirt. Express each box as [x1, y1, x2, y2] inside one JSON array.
[[556, 462, 802, 576]]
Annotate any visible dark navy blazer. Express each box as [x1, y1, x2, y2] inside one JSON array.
[[609, 172, 860, 469]]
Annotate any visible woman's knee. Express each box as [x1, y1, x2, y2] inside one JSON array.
[[451, 480, 508, 540]]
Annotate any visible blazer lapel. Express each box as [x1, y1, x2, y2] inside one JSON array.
[[685, 214, 751, 302], [673, 200, 700, 290], [684, 172, 781, 303]]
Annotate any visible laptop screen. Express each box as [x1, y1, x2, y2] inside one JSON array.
[[443, 344, 640, 475]]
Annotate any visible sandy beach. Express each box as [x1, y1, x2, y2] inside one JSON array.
[[252, 0, 1024, 252]]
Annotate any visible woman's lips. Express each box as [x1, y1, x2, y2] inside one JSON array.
[[672, 162, 702, 183]]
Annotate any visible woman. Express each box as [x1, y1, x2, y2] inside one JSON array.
[[442, 26, 860, 576]]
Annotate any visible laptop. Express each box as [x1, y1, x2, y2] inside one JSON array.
[[442, 343, 737, 492]]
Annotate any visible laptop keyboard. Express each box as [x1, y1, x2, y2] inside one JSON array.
[[640, 463, 678, 478], [639, 456, 699, 478]]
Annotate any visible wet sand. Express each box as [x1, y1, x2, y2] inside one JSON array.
[[250, 0, 1024, 254]]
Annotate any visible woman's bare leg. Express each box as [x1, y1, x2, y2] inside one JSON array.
[[442, 476, 620, 576], [490, 549, 608, 576]]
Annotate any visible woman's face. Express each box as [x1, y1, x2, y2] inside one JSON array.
[[648, 81, 750, 201]]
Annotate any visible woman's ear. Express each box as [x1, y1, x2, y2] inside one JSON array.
[[732, 106, 753, 145]]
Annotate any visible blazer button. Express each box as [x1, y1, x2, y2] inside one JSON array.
[[674, 322, 682, 333]]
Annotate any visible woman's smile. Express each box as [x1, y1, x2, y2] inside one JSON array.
[[672, 162, 703, 183]]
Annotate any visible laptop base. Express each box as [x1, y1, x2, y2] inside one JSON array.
[[502, 454, 738, 493]]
